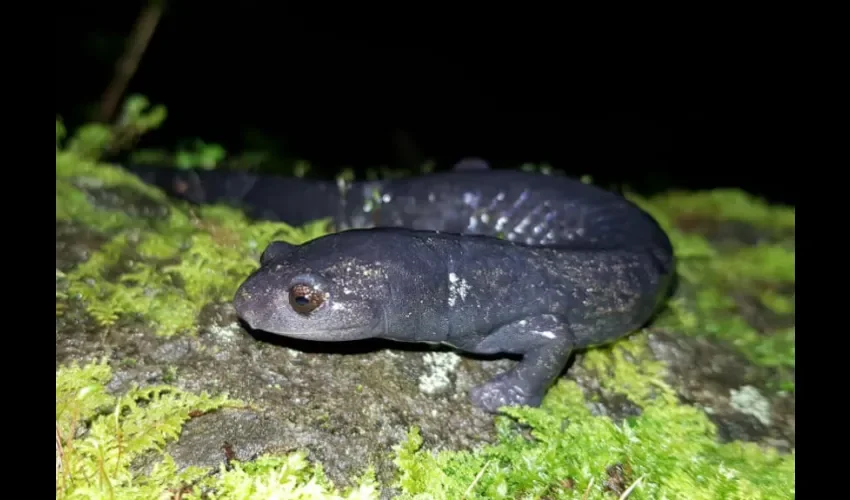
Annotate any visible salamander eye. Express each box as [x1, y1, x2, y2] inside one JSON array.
[[289, 284, 324, 315]]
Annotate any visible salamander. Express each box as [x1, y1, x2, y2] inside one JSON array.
[[126, 159, 675, 413]]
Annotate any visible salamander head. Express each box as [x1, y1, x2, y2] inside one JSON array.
[[232, 236, 390, 341]]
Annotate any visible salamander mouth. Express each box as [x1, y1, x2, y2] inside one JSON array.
[[262, 321, 381, 341]]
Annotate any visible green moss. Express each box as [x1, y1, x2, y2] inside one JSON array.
[[56, 158, 134, 232], [639, 189, 795, 231], [581, 335, 674, 408], [57, 145, 331, 336], [56, 360, 233, 499], [57, 110, 330, 335], [56, 360, 378, 499], [628, 189, 796, 384], [720, 244, 795, 283], [393, 339, 795, 499], [192, 454, 380, 499], [759, 290, 794, 314]]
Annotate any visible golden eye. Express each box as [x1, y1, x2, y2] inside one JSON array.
[[289, 284, 324, 315]]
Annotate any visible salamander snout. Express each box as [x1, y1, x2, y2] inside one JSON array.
[[232, 275, 279, 332]]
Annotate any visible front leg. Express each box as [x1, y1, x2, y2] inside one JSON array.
[[469, 314, 575, 413]]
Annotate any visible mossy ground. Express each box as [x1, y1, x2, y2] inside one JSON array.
[[57, 148, 329, 338], [627, 190, 795, 392], [56, 117, 794, 499], [56, 360, 381, 499]]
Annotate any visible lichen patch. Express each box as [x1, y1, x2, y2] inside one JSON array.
[[730, 385, 773, 426], [418, 351, 462, 395]]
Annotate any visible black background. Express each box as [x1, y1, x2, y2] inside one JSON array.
[[56, 3, 791, 204]]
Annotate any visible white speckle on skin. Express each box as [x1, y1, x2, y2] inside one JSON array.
[[463, 191, 480, 207], [447, 272, 471, 307], [730, 385, 772, 426], [515, 216, 531, 234], [382, 193, 392, 203], [518, 320, 528, 326], [418, 351, 462, 395], [531, 330, 556, 339]]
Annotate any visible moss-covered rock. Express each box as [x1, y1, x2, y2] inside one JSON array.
[[56, 125, 794, 499]]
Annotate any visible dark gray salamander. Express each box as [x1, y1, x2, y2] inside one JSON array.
[[125, 160, 675, 413]]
